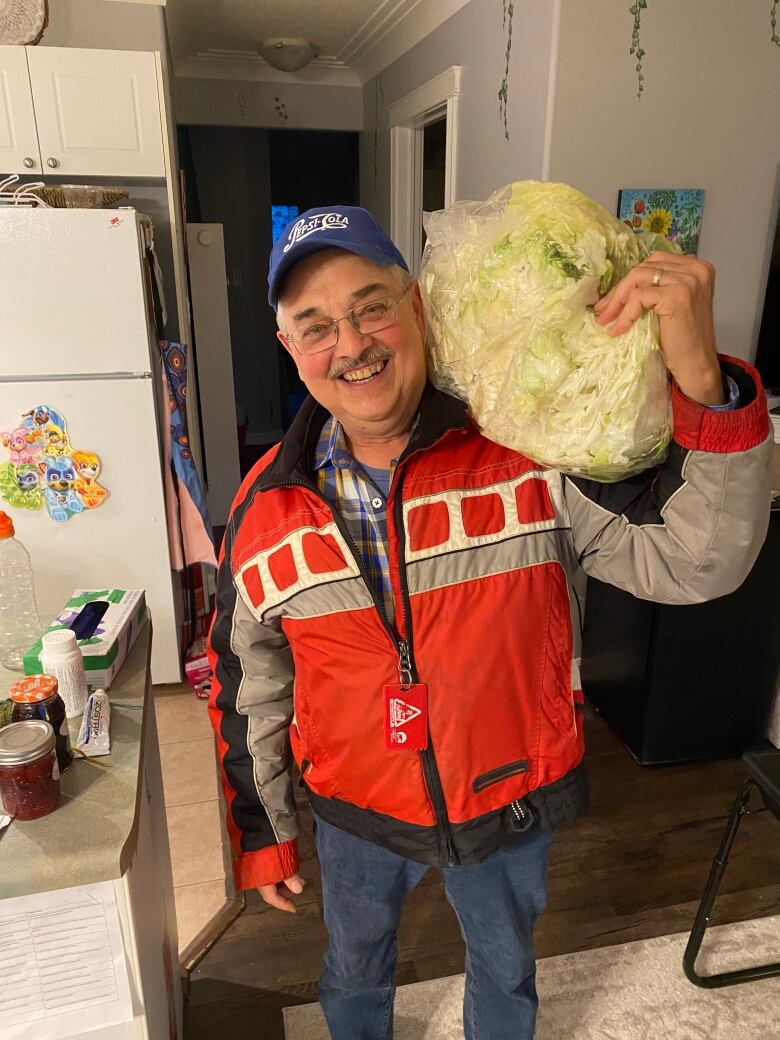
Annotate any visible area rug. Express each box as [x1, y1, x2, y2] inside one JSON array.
[[283, 915, 779, 1038]]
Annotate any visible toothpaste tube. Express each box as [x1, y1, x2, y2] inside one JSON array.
[[76, 689, 111, 757]]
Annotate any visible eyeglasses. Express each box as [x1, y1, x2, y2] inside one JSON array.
[[285, 285, 411, 356]]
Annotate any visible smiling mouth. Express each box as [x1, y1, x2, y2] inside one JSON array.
[[340, 359, 389, 384]]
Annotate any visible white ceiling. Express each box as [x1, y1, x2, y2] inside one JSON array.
[[167, 0, 472, 86]]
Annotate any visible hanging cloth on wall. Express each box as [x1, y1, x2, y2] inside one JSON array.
[[159, 340, 216, 571], [140, 216, 168, 338]]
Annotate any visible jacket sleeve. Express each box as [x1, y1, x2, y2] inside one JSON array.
[[207, 505, 299, 891], [562, 356, 772, 604]]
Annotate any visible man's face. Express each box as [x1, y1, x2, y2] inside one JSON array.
[[276, 250, 427, 438]]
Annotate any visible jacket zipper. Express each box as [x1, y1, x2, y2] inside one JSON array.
[[391, 470, 459, 866], [261, 467, 460, 866]]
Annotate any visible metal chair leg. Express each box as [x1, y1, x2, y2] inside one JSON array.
[[684, 778, 780, 988]]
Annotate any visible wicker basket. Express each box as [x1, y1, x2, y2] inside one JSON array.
[[32, 185, 129, 209]]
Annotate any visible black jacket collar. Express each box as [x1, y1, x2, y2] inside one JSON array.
[[257, 381, 470, 489]]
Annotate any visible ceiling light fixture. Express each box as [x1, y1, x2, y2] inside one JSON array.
[[259, 37, 318, 73]]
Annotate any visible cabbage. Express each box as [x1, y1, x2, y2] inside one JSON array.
[[420, 180, 680, 481]]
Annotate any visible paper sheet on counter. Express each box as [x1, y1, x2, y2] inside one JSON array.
[[0, 880, 133, 1040]]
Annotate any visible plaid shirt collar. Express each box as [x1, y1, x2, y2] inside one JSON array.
[[314, 415, 353, 472], [312, 413, 396, 619], [313, 413, 424, 475]]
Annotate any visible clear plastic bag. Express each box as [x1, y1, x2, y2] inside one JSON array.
[[420, 181, 678, 482]]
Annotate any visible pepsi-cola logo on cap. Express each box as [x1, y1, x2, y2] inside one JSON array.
[[283, 212, 350, 253]]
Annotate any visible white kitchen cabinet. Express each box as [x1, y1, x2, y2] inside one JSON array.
[[27, 47, 165, 176], [0, 46, 165, 178], [0, 45, 42, 174]]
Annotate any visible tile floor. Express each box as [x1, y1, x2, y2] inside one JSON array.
[[154, 686, 234, 957]]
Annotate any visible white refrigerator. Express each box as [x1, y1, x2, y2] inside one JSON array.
[[0, 206, 183, 683]]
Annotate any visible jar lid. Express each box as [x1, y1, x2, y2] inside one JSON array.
[[0, 720, 56, 764], [0, 511, 13, 538], [42, 629, 79, 653], [9, 674, 59, 702]]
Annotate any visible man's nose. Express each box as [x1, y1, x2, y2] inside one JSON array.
[[334, 316, 373, 356]]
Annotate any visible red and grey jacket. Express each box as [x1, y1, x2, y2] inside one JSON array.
[[207, 356, 771, 890]]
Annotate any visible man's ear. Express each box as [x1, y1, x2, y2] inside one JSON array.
[[277, 329, 305, 378], [410, 281, 426, 337]]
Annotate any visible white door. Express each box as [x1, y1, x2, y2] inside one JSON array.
[[26, 47, 165, 177], [0, 45, 42, 175], [187, 224, 241, 527]]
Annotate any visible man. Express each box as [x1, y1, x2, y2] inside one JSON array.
[[208, 206, 771, 1039]]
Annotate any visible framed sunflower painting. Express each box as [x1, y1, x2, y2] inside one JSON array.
[[617, 188, 705, 255]]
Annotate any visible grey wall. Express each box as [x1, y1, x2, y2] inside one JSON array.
[[548, 0, 780, 362], [365, 0, 780, 363], [175, 77, 363, 132], [187, 127, 281, 442], [41, 0, 167, 52], [361, 0, 557, 230]]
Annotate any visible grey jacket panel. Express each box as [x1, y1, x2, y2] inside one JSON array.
[[230, 590, 299, 843], [210, 539, 299, 850], [562, 433, 773, 604]]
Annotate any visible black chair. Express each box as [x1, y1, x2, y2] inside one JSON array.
[[684, 747, 780, 987]]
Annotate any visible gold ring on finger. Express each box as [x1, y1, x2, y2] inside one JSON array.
[[651, 268, 664, 287]]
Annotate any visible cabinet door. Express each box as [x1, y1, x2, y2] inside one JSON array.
[[26, 47, 165, 177], [0, 45, 42, 175]]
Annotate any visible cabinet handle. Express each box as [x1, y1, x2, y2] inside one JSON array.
[[46, 157, 60, 169], [23, 157, 36, 169]]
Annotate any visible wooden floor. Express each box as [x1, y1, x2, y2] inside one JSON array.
[[183, 707, 780, 1039]]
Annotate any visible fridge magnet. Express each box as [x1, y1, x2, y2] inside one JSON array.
[[617, 188, 705, 255], [72, 450, 108, 509], [0, 462, 43, 510], [0, 426, 42, 465], [21, 404, 67, 436], [0, 405, 108, 522], [42, 458, 84, 523]]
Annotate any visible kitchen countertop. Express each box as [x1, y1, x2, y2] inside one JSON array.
[[0, 622, 151, 899]]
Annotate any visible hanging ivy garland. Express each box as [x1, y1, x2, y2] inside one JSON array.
[[629, 0, 647, 98], [498, 2, 778, 128], [498, 0, 513, 140], [629, 1, 779, 100]]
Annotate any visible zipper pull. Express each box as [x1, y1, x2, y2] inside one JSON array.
[[398, 640, 413, 686], [509, 800, 534, 833], [446, 837, 458, 866]]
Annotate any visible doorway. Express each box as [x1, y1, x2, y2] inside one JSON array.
[[178, 125, 360, 475], [388, 66, 461, 273], [421, 116, 446, 257]]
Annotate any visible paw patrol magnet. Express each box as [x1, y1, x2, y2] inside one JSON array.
[[0, 405, 108, 521]]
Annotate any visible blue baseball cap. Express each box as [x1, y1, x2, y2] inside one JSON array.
[[268, 206, 409, 308]]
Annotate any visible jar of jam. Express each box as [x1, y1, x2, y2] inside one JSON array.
[[10, 674, 73, 774], [0, 720, 61, 820]]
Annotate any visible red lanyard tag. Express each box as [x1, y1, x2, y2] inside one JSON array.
[[384, 683, 428, 750]]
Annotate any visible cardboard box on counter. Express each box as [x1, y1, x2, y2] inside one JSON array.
[[24, 590, 147, 691]]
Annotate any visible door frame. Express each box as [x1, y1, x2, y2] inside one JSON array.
[[389, 65, 461, 274]]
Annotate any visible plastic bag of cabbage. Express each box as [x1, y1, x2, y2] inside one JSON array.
[[420, 181, 681, 482]]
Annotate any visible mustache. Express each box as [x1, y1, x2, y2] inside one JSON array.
[[329, 346, 393, 380]]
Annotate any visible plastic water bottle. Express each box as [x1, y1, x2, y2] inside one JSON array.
[[0, 512, 44, 671]]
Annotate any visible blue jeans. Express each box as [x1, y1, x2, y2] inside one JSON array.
[[314, 814, 552, 1040]]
